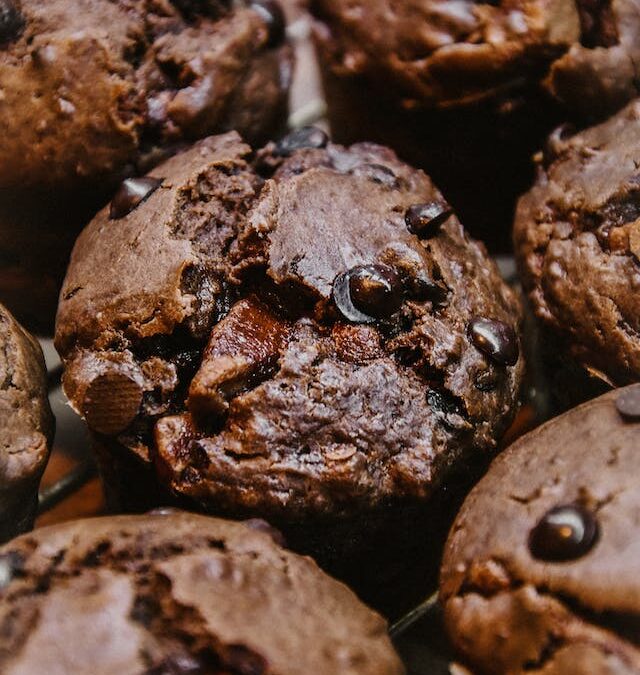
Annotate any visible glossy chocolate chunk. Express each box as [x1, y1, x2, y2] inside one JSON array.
[[350, 163, 398, 187], [529, 504, 599, 562], [82, 371, 143, 435], [251, 0, 286, 48], [333, 264, 402, 323], [615, 384, 640, 420], [0, 551, 22, 589], [0, 0, 24, 45], [110, 177, 163, 220], [405, 201, 453, 238], [468, 317, 519, 366], [276, 126, 328, 156]]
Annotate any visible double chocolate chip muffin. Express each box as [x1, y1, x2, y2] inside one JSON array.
[[55, 129, 523, 613], [0, 302, 53, 542], [441, 386, 640, 674], [311, 0, 640, 249], [0, 511, 403, 674], [0, 0, 292, 330], [515, 99, 640, 406]]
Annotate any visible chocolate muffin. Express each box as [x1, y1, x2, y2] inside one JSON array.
[[310, 0, 640, 248], [0, 0, 292, 330], [0, 511, 403, 674], [515, 99, 640, 404], [55, 130, 523, 613], [440, 386, 640, 674], [0, 302, 53, 542]]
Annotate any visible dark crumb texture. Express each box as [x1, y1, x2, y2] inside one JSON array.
[[0, 303, 53, 542], [0, 0, 292, 189], [55, 131, 523, 610], [515, 100, 640, 388], [311, 0, 640, 119], [0, 512, 403, 674], [440, 387, 640, 674]]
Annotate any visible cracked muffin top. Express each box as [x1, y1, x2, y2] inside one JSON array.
[[311, 0, 640, 118], [55, 130, 523, 521], [0, 302, 53, 542], [440, 386, 640, 675], [0, 511, 404, 674], [0, 0, 292, 189], [515, 100, 640, 387]]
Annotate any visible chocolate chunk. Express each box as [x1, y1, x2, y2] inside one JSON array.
[[188, 296, 290, 421], [223, 645, 267, 675], [0, 551, 23, 589], [615, 384, 640, 420], [109, 177, 163, 220], [529, 504, 599, 562], [405, 202, 453, 238], [251, 0, 286, 48], [0, 0, 24, 45], [275, 126, 328, 156], [468, 317, 519, 366], [82, 371, 143, 435], [332, 264, 403, 323], [350, 163, 398, 187]]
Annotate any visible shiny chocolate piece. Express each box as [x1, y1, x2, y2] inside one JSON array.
[[350, 163, 398, 187], [0, 0, 24, 45], [405, 202, 453, 238], [276, 126, 328, 156], [529, 504, 599, 562], [332, 264, 402, 323], [110, 177, 163, 220], [468, 317, 519, 366], [251, 0, 286, 48], [615, 384, 640, 420], [82, 371, 143, 435]]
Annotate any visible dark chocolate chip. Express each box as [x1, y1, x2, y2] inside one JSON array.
[[0, 551, 23, 589], [351, 163, 398, 187], [223, 645, 267, 675], [405, 202, 453, 238], [468, 317, 519, 366], [275, 126, 328, 156], [82, 372, 143, 435], [0, 0, 24, 45], [250, 0, 286, 48], [404, 269, 449, 305], [529, 504, 599, 562], [110, 177, 163, 220], [333, 264, 402, 323], [615, 384, 640, 420]]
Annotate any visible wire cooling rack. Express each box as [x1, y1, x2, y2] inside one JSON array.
[[32, 7, 533, 671]]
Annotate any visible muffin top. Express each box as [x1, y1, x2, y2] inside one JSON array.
[[311, 0, 640, 118], [55, 130, 522, 520], [440, 386, 640, 674], [0, 0, 291, 188], [515, 99, 640, 386], [0, 511, 403, 674], [0, 302, 53, 539]]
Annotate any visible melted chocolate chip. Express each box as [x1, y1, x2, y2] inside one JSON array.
[[351, 163, 398, 187], [615, 385, 640, 420], [251, 0, 286, 48], [110, 177, 163, 220], [333, 265, 402, 323], [529, 504, 599, 562], [0, 0, 24, 45], [275, 126, 328, 156], [468, 317, 519, 366], [405, 202, 453, 238]]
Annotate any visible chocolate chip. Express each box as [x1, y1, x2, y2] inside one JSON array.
[[0, 551, 23, 589], [275, 126, 328, 156], [529, 504, 599, 562], [251, 0, 286, 48], [468, 317, 519, 366], [0, 0, 24, 45], [405, 202, 453, 238], [244, 518, 287, 548], [350, 163, 398, 187], [615, 385, 640, 420], [110, 177, 163, 220], [223, 645, 267, 675], [404, 269, 449, 305], [333, 264, 402, 323], [82, 372, 143, 435]]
